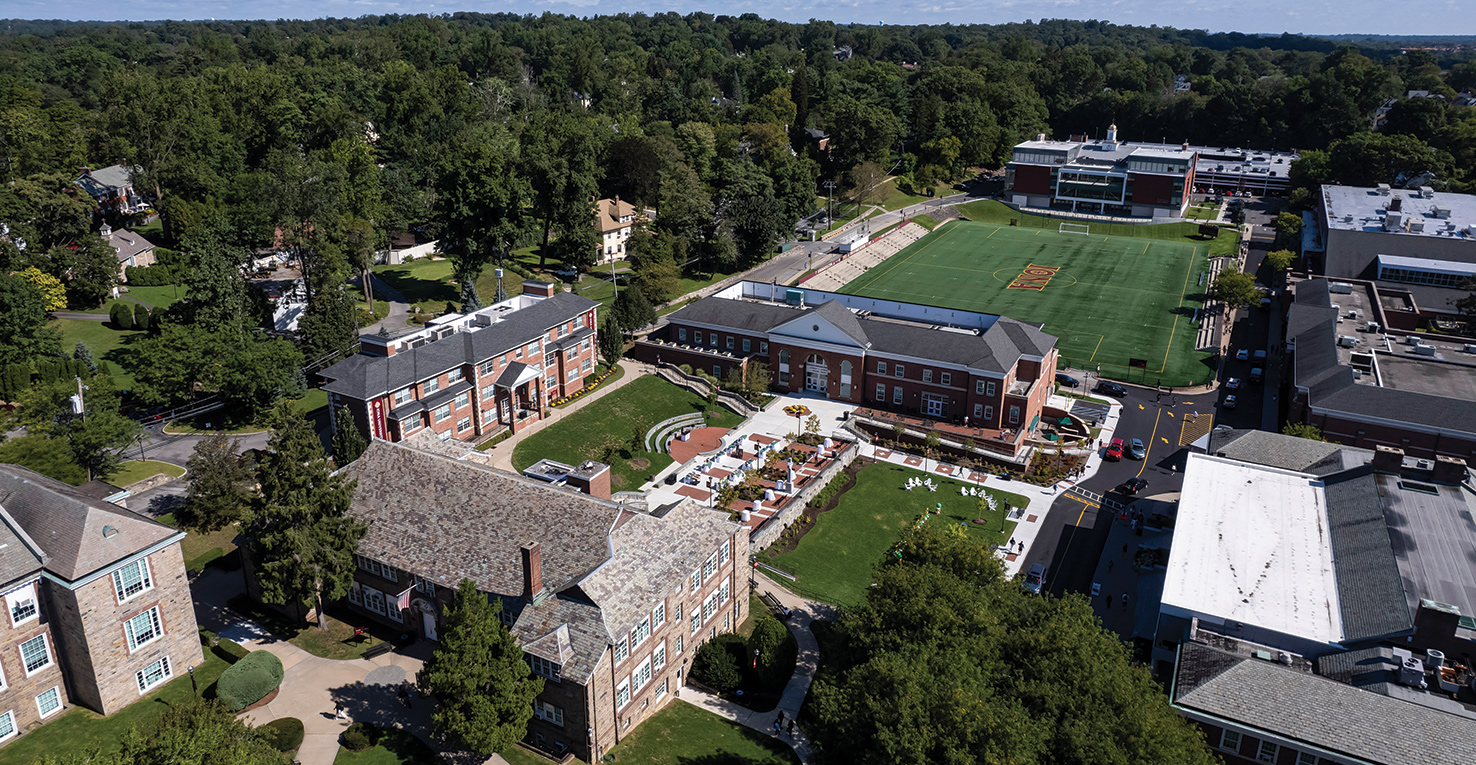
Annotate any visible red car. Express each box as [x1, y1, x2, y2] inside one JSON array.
[[1105, 438, 1125, 461]]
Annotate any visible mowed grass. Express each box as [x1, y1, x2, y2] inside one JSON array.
[[109, 459, 185, 487], [839, 218, 1216, 385], [767, 462, 1026, 607], [51, 318, 145, 390], [512, 375, 744, 490], [333, 728, 443, 765], [373, 258, 530, 316], [604, 700, 798, 765]]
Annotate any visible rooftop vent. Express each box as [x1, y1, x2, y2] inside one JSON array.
[[102, 525, 119, 539], [1419, 186, 1435, 199], [1377, 183, 1392, 195]]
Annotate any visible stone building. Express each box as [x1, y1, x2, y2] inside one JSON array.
[[336, 441, 747, 762], [0, 466, 203, 747]]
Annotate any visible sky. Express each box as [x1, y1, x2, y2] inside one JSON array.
[[2, 0, 1472, 37]]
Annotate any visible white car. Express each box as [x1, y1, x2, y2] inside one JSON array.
[[1224, 395, 1238, 409], [555, 267, 578, 279]]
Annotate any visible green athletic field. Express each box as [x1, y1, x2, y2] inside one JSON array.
[[838, 220, 1215, 386]]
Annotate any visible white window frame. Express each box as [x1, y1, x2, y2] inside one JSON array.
[[894, 364, 904, 378], [725, 336, 734, 350], [35, 686, 60, 718], [534, 699, 565, 726], [876, 361, 887, 375], [414, 574, 436, 596], [393, 387, 414, 406], [719, 580, 730, 604], [111, 559, 154, 603], [1258, 740, 1278, 763], [720, 540, 730, 565], [433, 404, 452, 423], [616, 678, 631, 709], [760, 342, 768, 354], [986, 381, 997, 397], [447, 367, 464, 384], [652, 602, 665, 630], [454, 391, 470, 409], [941, 371, 951, 386], [703, 553, 718, 581], [690, 608, 700, 635], [1296, 752, 1317, 765], [690, 570, 701, 592], [7, 583, 38, 628], [975, 379, 985, 394], [0, 710, 14, 742], [653, 641, 666, 672], [125, 607, 164, 652], [20, 634, 53, 676], [348, 581, 364, 606], [875, 383, 886, 401], [529, 655, 562, 682], [613, 635, 629, 665], [456, 416, 472, 433], [1220, 730, 1241, 752], [742, 338, 751, 352], [984, 405, 995, 420], [355, 555, 398, 582], [632, 657, 652, 692], [631, 618, 651, 649], [655, 678, 668, 700], [1009, 405, 1021, 425], [136, 655, 172, 694], [922, 369, 932, 383], [892, 386, 902, 405], [973, 403, 983, 419], [423, 377, 440, 394]]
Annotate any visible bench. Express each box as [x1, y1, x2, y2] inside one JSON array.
[[363, 641, 395, 660]]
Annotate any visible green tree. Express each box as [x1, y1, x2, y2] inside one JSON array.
[[1206, 270, 1259, 309], [332, 405, 368, 464], [62, 233, 121, 308], [1264, 249, 1297, 272], [0, 271, 61, 364], [743, 361, 771, 401], [109, 301, 134, 330], [0, 434, 86, 485], [847, 161, 888, 209], [417, 578, 544, 756], [1272, 212, 1304, 247], [298, 285, 359, 359], [521, 113, 606, 265], [1282, 422, 1327, 441], [73, 342, 97, 374], [37, 698, 284, 765], [598, 315, 623, 365], [612, 284, 657, 332], [692, 638, 742, 693], [250, 401, 365, 629], [436, 123, 526, 309], [182, 436, 255, 532]]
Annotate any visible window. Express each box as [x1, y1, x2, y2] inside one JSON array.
[[726, 336, 734, 350], [655, 678, 668, 700], [7, 584, 37, 627], [355, 555, 398, 582], [112, 559, 153, 603], [893, 386, 903, 405], [703, 553, 718, 581], [742, 338, 751, 352], [0, 710, 14, 742], [922, 369, 932, 383], [877, 361, 887, 375], [984, 405, 994, 421], [975, 380, 986, 394], [20, 635, 51, 675], [529, 341, 541, 355], [529, 655, 562, 682], [423, 377, 440, 394], [1219, 730, 1241, 752], [1296, 753, 1318, 765], [986, 381, 997, 397], [876, 383, 886, 401], [136, 656, 172, 694], [393, 387, 414, 406], [690, 570, 700, 593], [35, 687, 60, 718], [708, 334, 717, 348], [386, 600, 403, 623], [447, 368, 464, 383], [433, 404, 451, 423], [719, 580, 729, 604], [455, 417, 471, 433], [894, 364, 904, 378], [941, 372, 951, 386], [582, 359, 592, 372], [703, 591, 719, 621], [363, 586, 386, 616], [616, 678, 631, 709], [675, 635, 684, 654], [454, 391, 470, 409], [690, 609, 700, 635], [402, 415, 422, 434], [653, 641, 666, 672], [652, 603, 666, 630], [1258, 741, 1278, 762], [632, 618, 651, 648], [348, 582, 364, 606], [534, 700, 564, 726], [414, 575, 435, 596], [613, 635, 629, 665], [633, 657, 652, 692], [1009, 405, 1021, 425], [125, 607, 164, 651], [693, 331, 701, 344], [712, 365, 721, 377], [480, 360, 496, 376], [481, 383, 496, 400], [973, 403, 983, 419], [760, 342, 768, 354], [777, 349, 790, 384]]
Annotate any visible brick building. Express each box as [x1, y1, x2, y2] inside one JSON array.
[[74, 165, 147, 216], [636, 281, 1058, 440], [0, 466, 203, 748], [320, 282, 599, 443], [336, 441, 747, 762]]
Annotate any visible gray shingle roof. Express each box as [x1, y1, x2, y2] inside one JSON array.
[[106, 228, 157, 264], [1314, 646, 1398, 687], [809, 300, 871, 346], [0, 507, 45, 588], [321, 292, 597, 400], [0, 465, 178, 582], [1174, 641, 1476, 765], [75, 164, 137, 197], [666, 296, 798, 334], [512, 595, 610, 684], [1208, 429, 1370, 476], [1322, 469, 1415, 642]]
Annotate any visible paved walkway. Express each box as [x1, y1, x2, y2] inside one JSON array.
[[678, 571, 834, 764], [48, 310, 108, 321], [478, 358, 651, 472], [357, 273, 412, 336]]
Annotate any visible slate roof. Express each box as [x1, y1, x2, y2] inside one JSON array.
[[1314, 646, 1399, 687], [1208, 429, 1370, 476], [512, 595, 610, 684], [0, 465, 179, 582], [1321, 469, 1415, 642], [105, 228, 157, 264], [321, 292, 597, 400], [1174, 641, 1476, 765], [808, 300, 871, 346], [0, 507, 46, 588], [75, 164, 137, 197], [666, 296, 798, 335]]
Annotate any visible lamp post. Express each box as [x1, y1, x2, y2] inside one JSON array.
[[753, 648, 760, 670], [188, 664, 197, 696]]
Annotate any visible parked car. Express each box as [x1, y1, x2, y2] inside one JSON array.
[[1224, 394, 1238, 409], [1226, 377, 1241, 390], [1118, 477, 1150, 495], [1249, 368, 1264, 384], [555, 266, 579, 279], [1022, 563, 1047, 594], [1253, 350, 1268, 363], [1129, 438, 1146, 460], [1095, 381, 1127, 397], [1056, 373, 1081, 388], [1235, 349, 1250, 361], [1106, 438, 1125, 461]]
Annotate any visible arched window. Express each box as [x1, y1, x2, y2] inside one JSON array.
[[839, 361, 853, 398], [806, 354, 826, 367], [840, 360, 852, 376], [778, 349, 790, 363]]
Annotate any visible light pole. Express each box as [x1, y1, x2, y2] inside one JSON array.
[[188, 664, 197, 697]]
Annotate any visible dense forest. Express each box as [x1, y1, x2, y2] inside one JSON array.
[[0, 13, 1473, 471]]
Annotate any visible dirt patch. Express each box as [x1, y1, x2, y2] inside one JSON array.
[[764, 457, 871, 558], [628, 458, 650, 470], [611, 474, 627, 488], [239, 686, 280, 713]]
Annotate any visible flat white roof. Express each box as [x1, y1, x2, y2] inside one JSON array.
[[1161, 453, 1343, 645], [1377, 254, 1476, 276], [1323, 184, 1476, 239]]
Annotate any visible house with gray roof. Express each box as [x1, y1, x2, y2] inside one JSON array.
[[100, 224, 158, 279], [320, 281, 600, 444], [635, 280, 1059, 457], [335, 441, 747, 762], [0, 465, 202, 747], [74, 164, 147, 216]]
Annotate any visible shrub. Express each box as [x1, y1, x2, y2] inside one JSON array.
[[198, 628, 219, 648], [216, 638, 250, 663], [691, 634, 743, 693], [133, 307, 151, 331], [124, 264, 175, 286], [342, 722, 378, 752], [261, 717, 305, 752], [109, 301, 134, 330], [216, 650, 285, 711], [678, 364, 693, 374]]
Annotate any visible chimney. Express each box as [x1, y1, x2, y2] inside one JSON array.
[[1433, 455, 1467, 485], [1035, 132, 1046, 142], [1372, 445, 1405, 473], [521, 542, 543, 600], [521, 279, 558, 298], [1182, 140, 1190, 152]]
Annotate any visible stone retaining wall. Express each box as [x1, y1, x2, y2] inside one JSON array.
[[748, 441, 859, 554]]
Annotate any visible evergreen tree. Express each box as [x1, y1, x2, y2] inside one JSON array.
[[332, 406, 368, 464], [460, 275, 481, 313], [73, 342, 97, 374], [417, 579, 544, 756], [182, 436, 254, 532], [598, 315, 623, 365], [612, 285, 657, 332], [297, 285, 359, 359], [250, 401, 366, 629], [0, 272, 60, 365]]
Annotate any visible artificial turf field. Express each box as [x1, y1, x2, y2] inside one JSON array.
[[839, 220, 1214, 386]]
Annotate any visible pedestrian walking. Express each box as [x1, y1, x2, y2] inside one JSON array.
[[789, 720, 797, 736]]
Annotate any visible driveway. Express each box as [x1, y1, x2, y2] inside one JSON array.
[[357, 273, 412, 336]]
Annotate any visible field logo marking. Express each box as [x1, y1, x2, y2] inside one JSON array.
[[1006, 263, 1061, 291]]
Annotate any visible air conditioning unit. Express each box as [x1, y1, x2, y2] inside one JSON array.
[[1352, 369, 1363, 379], [1377, 183, 1392, 195], [1464, 344, 1476, 354], [1416, 458, 1434, 470], [1414, 344, 1437, 356], [1338, 335, 1357, 348], [1347, 309, 1360, 319], [1420, 186, 1435, 199], [1433, 206, 1452, 219], [1409, 219, 1425, 233], [1405, 335, 1421, 346], [1365, 322, 1381, 333]]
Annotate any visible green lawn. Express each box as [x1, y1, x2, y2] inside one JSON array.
[[956, 199, 1240, 257], [512, 375, 744, 491], [374, 258, 531, 316], [109, 459, 185, 487], [604, 701, 798, 765], [767, 462, 1026, 607], [156, 511, 241, 573], [500, 745, 588, 765], [333, 728, 443, 765], [0, 650, 228, 765], [1183, 203, 1221, 222], [52, 318, 145, 391], [910, 214, 941, 230], [83, 284, 183, 315], [839, 217, 1217, 386], [165, 388, 327, 435], [875, 177, 955, 211]]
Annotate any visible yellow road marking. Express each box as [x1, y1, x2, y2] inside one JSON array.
[[1138, 404, 1145, 410], [1065, 494, 1098, 510], [1167, 411, 1175, 418], [1137, 409, 1162, 478]]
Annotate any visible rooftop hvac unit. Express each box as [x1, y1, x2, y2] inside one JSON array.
[[1330, 282, 1354, 294], [1343, 214, 1354, 222], [1389, 195, 1403, 212], [1338, 335, 1357, 348], [1464, 344, 1476, 354], [1405, 335, 1421, 346], [1416, 458, 1434, 470], [1384, 212, 1404, 231], [1337, 316, 1344, 324], [1377, 183, 1392, 195], [1408, 219, 1425, 233], [1414, 344, 1437, 356], [1347, 309, 1361, 319], [1399, 657, 1427, 689], [1365, 322, 1381, 333], [1434, 206, 1452, 219], [1420, 186, 1435, 199], [1352, 369, 1363, 379], [1427, 649, 1446, 670]]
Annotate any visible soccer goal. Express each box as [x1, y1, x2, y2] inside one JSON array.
[[1059, 222, 1092, 236]]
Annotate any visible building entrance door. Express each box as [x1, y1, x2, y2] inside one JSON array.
[[922, 393, 945, 418], [805, 367, 827, 393], [422, 611, 438, 641]]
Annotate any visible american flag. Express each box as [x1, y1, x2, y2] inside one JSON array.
[[396, 586, 414, 612]]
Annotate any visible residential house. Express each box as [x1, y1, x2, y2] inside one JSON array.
[[336, 441, 747, 762], [595, 198, 637, 264], [101, 225, 158, 282], [320, 282, 600, 442], [0, 465, 203, 748], [75, 165, 147, 216]]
